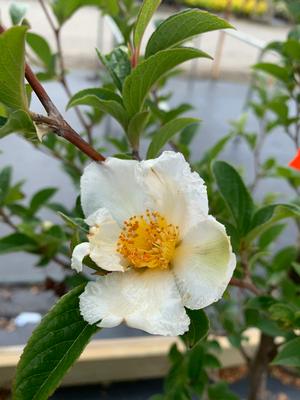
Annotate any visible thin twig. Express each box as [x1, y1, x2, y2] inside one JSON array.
[[0, 209, 17, 230], [230, 278, 262, 296], [0, 24, 105, 162], [38, 0, 93, 144]]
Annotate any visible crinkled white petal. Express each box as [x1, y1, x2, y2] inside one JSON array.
[[80, 269, 190, 336], [71, 242, 90, 272], [140, 151, 209, 236], [81, 158, 149, 223], [87, 208, 126, 272], [173, 216, 236, 310]]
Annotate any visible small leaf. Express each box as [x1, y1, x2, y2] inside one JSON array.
[[213, 161, 255, 235], [0, 167, 12, 204], [26, 32, 53, 67], [253, 62, 291, 83], [29, 188, 57, 215], [9, 3, 28, 25], [145, 9, 233, 58], [67, 88, 128, 129], [181, 309, 209, 349], [272, 337, 300, 367], [147, 117, 199, 159], [0, 233, 37, 254], [58, 212, 88, 233], [13, 285, 98, 400], [0, 110, 36, 139], [123, 47, 211, 117], [208, 382, 239, 400], [133, 0, 161, 49], [0, 26, 28, 110]]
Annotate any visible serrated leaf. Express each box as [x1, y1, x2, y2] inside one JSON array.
[[145, 9, 233, 58], [0, 110, 36, 139], [0, 26, 28, 110], [147, 117, 199, 159], [123, 47, 211, 117], [13, 285, 98, 400], [26, 32, 53, 67], [272, 337, 300, 367], [133, 0, 161, 48], [213, 161, 255, 235], [67, 88, 128, 129], [181, 309, 209, 349]]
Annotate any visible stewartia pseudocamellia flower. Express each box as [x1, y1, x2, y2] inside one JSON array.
[[71, 152, 236, 336]]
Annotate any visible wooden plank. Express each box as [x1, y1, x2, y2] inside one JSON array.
[[0, 330, 259, 387]]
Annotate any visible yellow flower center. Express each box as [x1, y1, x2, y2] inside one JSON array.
[[117, 210, 179, 270]]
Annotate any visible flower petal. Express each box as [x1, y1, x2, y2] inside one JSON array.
[[81, 158, 148, 223], [141, 151, 208, 235], [80, 269, 190, 336], [71, 242, 90, 272], [173, 216, 236, 309], [87, 208, 126, 272]]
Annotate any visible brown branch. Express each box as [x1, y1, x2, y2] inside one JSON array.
[[0, 24, 105, 162], [230, 277, 262, 296], [0, 209, 17, 230]]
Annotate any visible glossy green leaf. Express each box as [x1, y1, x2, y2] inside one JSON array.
[[123, 47, 211, 117], [0, 110, 36, 139], [29, 188, 57, 215], [145, 9, 233, 58], [147, 117, 199, 159], [13, 285, 98, 400], [0, 233, 37, 254], [127, 111, 150, 148], [67, 88, 128, 129], [247, 203, 300, 241], [133, 0, 161, 48], [181, 309, 210, 349], [0, 26, 28, 110], [26, 32, 52, 67], [213, 161, 255, 235], [272, 337, 300, 367]]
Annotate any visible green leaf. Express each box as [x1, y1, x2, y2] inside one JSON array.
[[145, 9, 233, 58], [0, 233, 37, 254], [181, 309, 209, 349], [147, 117, 199, 159], [13, 285, 98, 400], [26, 32, 52, 67], [67, 88, 128, 129], [0, 26, 28, 110], [58, 212, 88, 233], [272, 337, 300, 367], [97, 47, 131, 92], [0, 110, 36, 139], [253, 62, 291, 83], [258, 224, 286, 249], [9, 3, 28, 25], [127, 111, 150, 149], [208, 382, 239, 400], [0, 166, 12, 204], [29, 188, 57, 215], [123, 47, 211, 117], [51, 0, 118, 25], [133, 0, 161, 49], [213, 161, 254, 235], [247, 204, 300, 242]]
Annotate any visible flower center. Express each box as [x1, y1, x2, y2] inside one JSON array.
[[117, 210, 179, 270]]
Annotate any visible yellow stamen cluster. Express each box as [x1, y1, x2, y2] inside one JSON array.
[[117, 210, 179, 270]]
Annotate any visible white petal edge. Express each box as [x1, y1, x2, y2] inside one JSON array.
[[80, 269, 190, 336], [71, 242, 90, 272], [140, 151, 209, 236], [80, 158, 149, 223], [173, 216, 236, 310], [87, 208, 126, 272]]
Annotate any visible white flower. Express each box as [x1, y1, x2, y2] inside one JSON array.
[[72, 151, 236, 336]]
